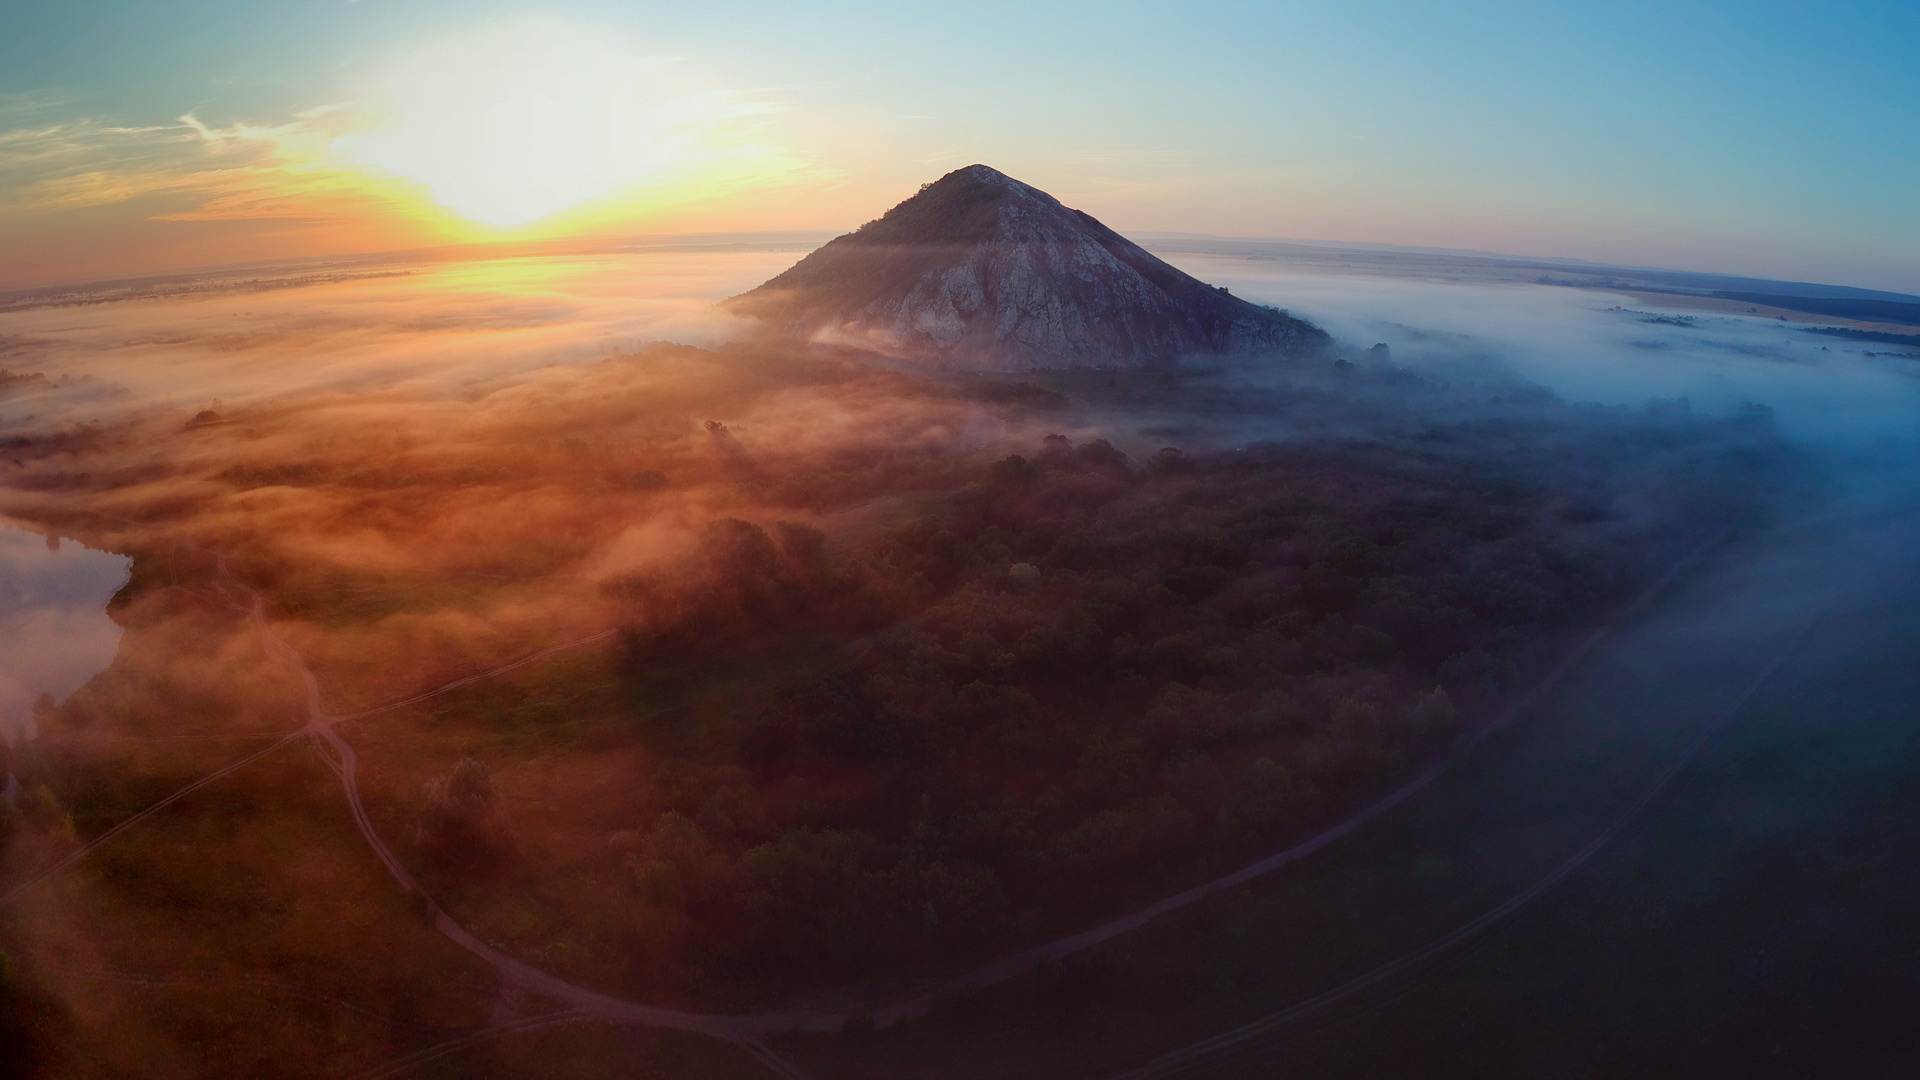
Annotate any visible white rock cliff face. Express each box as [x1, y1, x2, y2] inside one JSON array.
[[728, 165, 1328, 371]]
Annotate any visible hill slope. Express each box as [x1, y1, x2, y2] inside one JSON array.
[[728, 165, 1329, 370]]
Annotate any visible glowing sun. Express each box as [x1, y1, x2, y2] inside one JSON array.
[[337, 22, 679, 228]]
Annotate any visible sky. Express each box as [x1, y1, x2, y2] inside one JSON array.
[[1, 0, 1916, 293]]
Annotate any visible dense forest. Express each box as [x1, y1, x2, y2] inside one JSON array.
[[422, 402, 1789, 1000], [2, 341, 1796, 1019]]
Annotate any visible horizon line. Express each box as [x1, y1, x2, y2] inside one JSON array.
[[4, 229, 1914, 307]]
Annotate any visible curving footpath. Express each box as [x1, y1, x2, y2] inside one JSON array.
[[319, 533, 1728, 1076], [4, 532, 1726, 1079], [1110, 607, 1820, 1079]]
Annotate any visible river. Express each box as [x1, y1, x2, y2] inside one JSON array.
[[0, 522, 130, 788]]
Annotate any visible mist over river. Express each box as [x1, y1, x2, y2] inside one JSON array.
[[0, 523, 129, 743]]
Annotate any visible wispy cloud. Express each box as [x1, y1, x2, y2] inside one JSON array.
[[0, 31, 840, 286], [0, 90, 83, 118], [0, 117, 211, 212]]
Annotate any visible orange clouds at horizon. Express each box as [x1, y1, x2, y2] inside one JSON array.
[[0, 22, 850, 290]]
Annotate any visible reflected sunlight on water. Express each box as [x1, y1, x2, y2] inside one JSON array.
[[0, 522, 130, 744]]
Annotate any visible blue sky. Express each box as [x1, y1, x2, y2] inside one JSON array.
[[2, 0, 1915, 291]]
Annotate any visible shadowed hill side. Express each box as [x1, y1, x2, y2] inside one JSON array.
[[728, 165, 1330, 370]]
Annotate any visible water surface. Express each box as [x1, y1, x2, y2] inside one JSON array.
[[0, 522, 131, 742]]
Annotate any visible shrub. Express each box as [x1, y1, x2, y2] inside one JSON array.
[[413, 757, 505, 870]]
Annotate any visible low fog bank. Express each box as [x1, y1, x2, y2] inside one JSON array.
[[1170, 254, 1920, 448], [1179, 250, 1920, 678], [11, 244, 1913, 456], [0, 243, 1911, 1071], [0, 261, 1810, 1013], [0, 250, 800, 432]]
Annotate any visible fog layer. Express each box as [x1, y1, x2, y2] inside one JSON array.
[[1173, 254, 1920, 446], [0, 242, 1897, 1078]]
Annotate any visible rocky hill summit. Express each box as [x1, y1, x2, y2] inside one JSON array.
[[727, 165, 1329, 370]]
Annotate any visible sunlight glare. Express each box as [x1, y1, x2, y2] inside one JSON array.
[[337, 23, 676, 228]]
